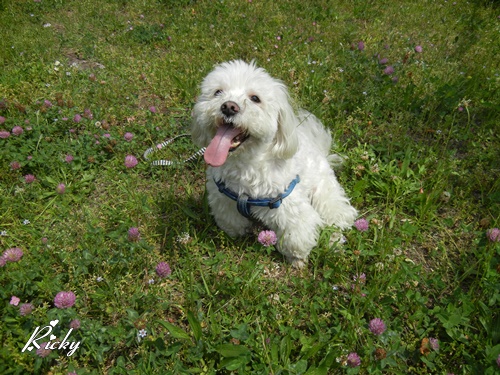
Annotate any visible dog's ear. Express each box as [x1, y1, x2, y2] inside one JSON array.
[[190, 109, 205, 147], [271, 87, 299, 159], [191, 101, 214, 148]]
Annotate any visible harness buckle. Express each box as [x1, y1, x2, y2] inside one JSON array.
[[267, 194, 283, 209]]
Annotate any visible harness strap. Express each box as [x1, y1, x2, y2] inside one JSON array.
[[214, 175, 300, 218]]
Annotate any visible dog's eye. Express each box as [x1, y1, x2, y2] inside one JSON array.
[[214, 89, 223, 97], [250, 95, 261, 103]]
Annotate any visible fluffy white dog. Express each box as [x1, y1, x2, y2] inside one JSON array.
[[191, 60, 357, 268]]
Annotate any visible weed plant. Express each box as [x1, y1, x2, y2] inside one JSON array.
[[0, 0, 499, 374]]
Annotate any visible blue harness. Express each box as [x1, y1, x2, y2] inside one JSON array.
[[214, 175, 300, 219]]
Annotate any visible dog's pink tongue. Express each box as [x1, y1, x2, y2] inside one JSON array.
[[204, 124, 241, 167]]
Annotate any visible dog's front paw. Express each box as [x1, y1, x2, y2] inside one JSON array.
[[286, 256, 307, 269]]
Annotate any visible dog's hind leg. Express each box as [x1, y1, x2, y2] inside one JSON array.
[[311, 172, 358, 230]]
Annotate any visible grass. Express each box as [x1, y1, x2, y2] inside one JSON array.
[[0, 0, 499, 374]]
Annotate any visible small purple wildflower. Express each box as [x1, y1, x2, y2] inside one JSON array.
[[156, 262, 171, 278], [354, 218, 369, 232], [69, 319, 81, 329], [149, 106, 157, 113], [347, 352, 361, 367], [73, 114, 82, 123], [3, 247, 23, 262], [56, 183, 66, 194], [353, 273, 366, 283], [258, 230, 277, 247], [357, 41, 365, 51], [369, 318, 386, 335], [44, 100, 53, 108], [383, 65, 395, 75], [10, 161, 21, 170], [0, 130, 10, 138], [12, 126, 24, 135], [0, 116, 5, 124], [54, 291, 76, 309], [415, 45, 423, 53], [10, 296, 20, 306], [128, 227, 140, 241], [20, 303, 34, 316], [65, 154, 74, 163], [83, 108, 93, 119], [429, 337, 439, 351], [125, 155, 138, 168], [486, 228, 500, 242], [124, 132, 134, 141], [36, 343, 52, 358], [24, 174, 36, 183], [379, 57, 388, 65]]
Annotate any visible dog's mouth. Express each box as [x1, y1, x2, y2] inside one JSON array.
[[204, 121, 249, 167], [229, 126, 249, 151]]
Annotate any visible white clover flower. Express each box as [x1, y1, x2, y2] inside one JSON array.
[[176, 232, 191, 245]]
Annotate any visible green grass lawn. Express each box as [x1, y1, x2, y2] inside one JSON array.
[[1, 0, 499, 374]]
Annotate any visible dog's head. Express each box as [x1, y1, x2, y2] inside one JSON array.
[[191, 60, 299, 167]]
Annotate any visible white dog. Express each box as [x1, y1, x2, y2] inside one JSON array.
[[191, 60, 357, 268]]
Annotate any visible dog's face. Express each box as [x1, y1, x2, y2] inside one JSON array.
[[191, 60, 298, 167]]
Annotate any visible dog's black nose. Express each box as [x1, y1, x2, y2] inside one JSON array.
[[221, 101, 240, 117]]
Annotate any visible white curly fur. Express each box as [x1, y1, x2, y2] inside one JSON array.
[[191, 60, 357, 268]]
